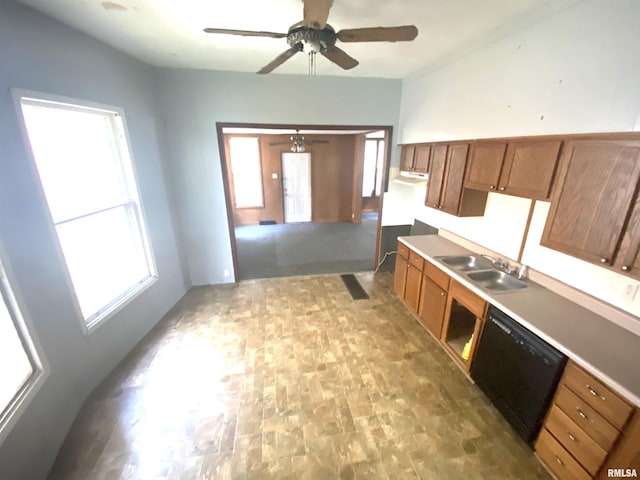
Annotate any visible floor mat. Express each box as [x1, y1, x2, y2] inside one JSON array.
[[340, 274, 370, 300]]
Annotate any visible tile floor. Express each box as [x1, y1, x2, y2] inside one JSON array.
[[48, 273, 551, 480]]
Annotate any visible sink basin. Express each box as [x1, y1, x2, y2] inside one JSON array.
[[466, 270, 528, 292], [437, 255, 494, 272]]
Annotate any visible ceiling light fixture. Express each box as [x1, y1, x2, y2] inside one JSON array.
[[290, 130, 306, 152]]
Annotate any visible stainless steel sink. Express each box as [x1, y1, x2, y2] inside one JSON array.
[[436, 255, 494, 272], [466, 270, 528, 292]]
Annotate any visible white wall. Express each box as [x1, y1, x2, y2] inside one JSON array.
[[0, 2, 188, 479], [392, 0, 640, 318], [156, 69, 402, 285]]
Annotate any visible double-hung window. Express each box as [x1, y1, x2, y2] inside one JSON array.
[[0, 255, 45, 443], [18, 95, 157, 332]]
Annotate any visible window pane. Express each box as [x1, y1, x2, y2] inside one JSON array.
[[0, 291, 33, 415], [376, 141, 385, 196], [229, 137, 264, 208], [56, 205, 149, 320], [21, 103, 130, 223], [362, 140, 378, 197]]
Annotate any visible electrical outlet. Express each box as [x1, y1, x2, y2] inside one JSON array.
[[223, 268, 230, 278], [625, 283, 639, 301]]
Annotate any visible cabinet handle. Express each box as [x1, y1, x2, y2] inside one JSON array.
[[622, 265, 631, 271], [440, 292, 445, 296], [499, 186, 506, 191], [576, 408, 588, 420], [438, 205, 442, 209], [586, 385, 605, 400], [489, 185, 495, 190], [555, 456, 564, 467], [566, 431, 578, 443], [600, 258, 609, 264]]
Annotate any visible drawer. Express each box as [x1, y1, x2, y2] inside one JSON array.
[[536, 428, 591, 480], [424, 261, 450, 291], [397, 242, 409, 260], [555, 385, 620, 451], [409, 250, 424, 271], [545, 404, 607, 475], [448, 280, 486, 318], [563, 362, 632, 430]]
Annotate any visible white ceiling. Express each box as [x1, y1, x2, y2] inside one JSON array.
[[14, 0, 580, 78]]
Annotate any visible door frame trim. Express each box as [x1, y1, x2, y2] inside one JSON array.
[[216, 122, 393, 282]]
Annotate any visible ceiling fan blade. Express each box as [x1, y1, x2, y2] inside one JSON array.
[[303, 0, 333, 29], [257, 47, 301, 74], [321, 46, 359, 70], [336, 25, 419, 43], [268, 141, 292, 146], [305, 140, 329, 144], [203, 28, 287, 39]]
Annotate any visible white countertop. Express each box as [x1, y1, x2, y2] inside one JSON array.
[[398, 234, 640, 406]]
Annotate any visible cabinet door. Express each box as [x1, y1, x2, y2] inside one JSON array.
[[541, 140, 640, 265], [440, 144, 470, 215], [413, 145, 431, 173], [404, 264, 423, 313], [400, 145, 416, 171], [394, 252, 408, 298], [615, 194, 640, 277], [425, 145, 447, 208], [417, 275, 447, 338], [499, 140, 562, 199], [465, 141, 507, 191]]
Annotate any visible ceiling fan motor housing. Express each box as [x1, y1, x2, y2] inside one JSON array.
[[287, 23, 337, 53]]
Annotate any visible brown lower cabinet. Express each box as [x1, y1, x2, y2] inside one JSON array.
[[394, 242, 486, 371], [536, 361, 636, 480]]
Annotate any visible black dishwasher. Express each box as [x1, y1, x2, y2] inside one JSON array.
[[470, 305, 567, 445]]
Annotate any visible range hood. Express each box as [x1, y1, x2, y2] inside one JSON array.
[[393, 170, 428, 186]]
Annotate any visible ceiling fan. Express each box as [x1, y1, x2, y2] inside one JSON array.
[[269, 130, 328, 152], [204, 0, 418, 75]]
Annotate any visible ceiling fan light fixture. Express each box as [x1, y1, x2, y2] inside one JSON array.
[[290, 130, 306, 152]]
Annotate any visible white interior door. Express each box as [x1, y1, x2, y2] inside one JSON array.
[[282, 152, 312, 223]]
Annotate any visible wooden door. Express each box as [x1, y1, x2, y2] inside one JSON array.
[[465, 141, 507, 191], [413, 145, 431, 173], [417, 275, 447, 337], [400, 145, 416, 171], [615, 194, 640, 277], [404, 264, 423, 313], [425, 145, 447, 208], [441, 144, 470, 215], [394, 252, 408, 298], [541, 140, 640, 265], [500, 140, 562, 199]]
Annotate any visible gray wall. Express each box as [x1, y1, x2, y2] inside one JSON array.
[[156, 69, 402, 285], [0, 1, 188, 478]]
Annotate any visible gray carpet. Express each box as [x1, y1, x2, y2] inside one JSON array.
[[235, 212, 378, 280]]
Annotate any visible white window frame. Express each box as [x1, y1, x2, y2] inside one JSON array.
[[0, 242, 49, 445], [12, 89, 158, 335]]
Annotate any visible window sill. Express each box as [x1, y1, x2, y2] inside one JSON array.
[[84, 275, 159, 335]]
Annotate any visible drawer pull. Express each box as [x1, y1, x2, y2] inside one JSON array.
[[555, 456, 564, 467], [586, 385, 605, 400], [576, 408, 588, 420], [566, 430, 581, 445]]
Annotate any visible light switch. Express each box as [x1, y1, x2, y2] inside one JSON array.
[[272, 173, 278, 179]]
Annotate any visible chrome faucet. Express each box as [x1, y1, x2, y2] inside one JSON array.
[[480, 253, 516, 275]]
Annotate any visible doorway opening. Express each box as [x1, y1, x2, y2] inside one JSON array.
[[217, 123, 392, 281]]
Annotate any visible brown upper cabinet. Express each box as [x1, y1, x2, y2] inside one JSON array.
[[465, 139, 562, 200], [400, 144, 431, 173], [465, 141, 507, 191], [426, 143, 488, 216], [541, 139, 640, 273]]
